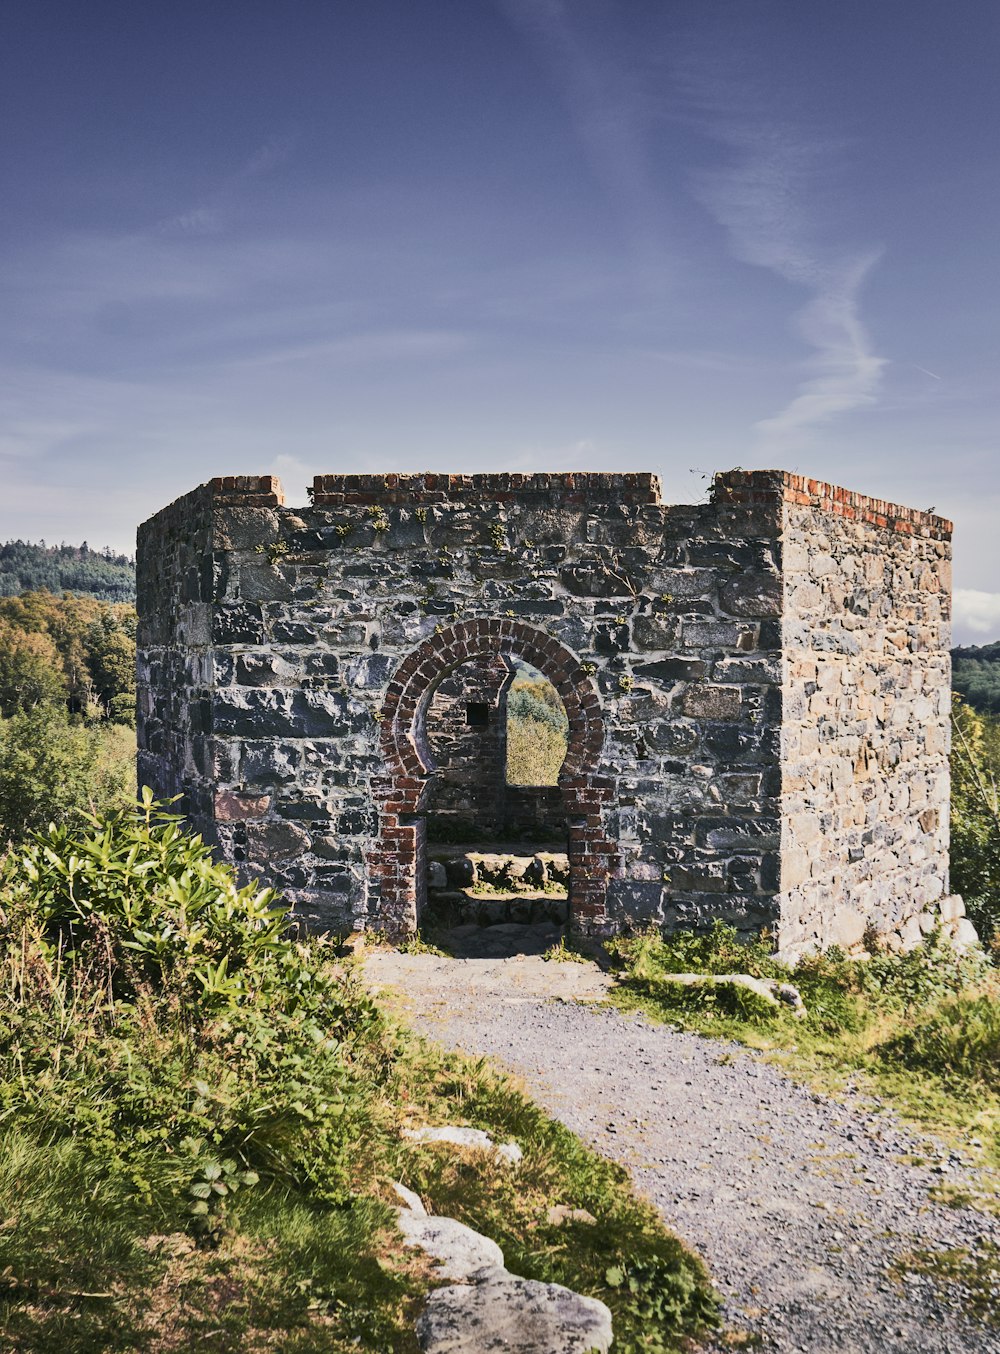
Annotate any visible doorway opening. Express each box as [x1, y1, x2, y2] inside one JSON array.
[[423, 657, 570, 944], [372, 618, 615, 943]]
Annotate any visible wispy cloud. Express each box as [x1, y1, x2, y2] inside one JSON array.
[[495, 0, 671, 292], [227, 328, 473, 371], [158, 134, 297, 237], [684, 81, 886, 450]]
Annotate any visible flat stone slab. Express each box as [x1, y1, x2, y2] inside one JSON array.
[[396, 1212, 504, 1280], [403, 1124, 523, 1163], [416, 1267, 613, 1353]]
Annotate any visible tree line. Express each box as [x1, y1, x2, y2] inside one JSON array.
[[953, 641, 1000, 716], [0, 539, 135, 603]]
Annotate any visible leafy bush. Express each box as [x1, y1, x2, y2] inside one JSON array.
[[0, 803, 718, 1351], [1, 788, 325, 1010], [0, 794, 392, 1217]]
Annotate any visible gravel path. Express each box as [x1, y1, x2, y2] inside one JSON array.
[[364, 948, 1000, 1354]]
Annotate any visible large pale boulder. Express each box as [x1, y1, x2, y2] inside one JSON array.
[[416, 1267, 613, 1354], [396, 1212, 504, 1281]]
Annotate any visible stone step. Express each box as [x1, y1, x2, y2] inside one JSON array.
[[425, 889, 568, 928], [427, 848, 569, 893]]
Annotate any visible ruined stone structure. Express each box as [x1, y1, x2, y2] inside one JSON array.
[[137, 468, 958, 953]]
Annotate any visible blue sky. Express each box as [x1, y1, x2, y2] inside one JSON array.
[[1, 0, 997, 641]]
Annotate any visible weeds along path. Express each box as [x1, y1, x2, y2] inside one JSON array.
[[364, 948, 1000, 1354]]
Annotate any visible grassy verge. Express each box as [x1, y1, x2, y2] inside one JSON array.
[[0, 802, 718, 1353], [607, 923, 1000, 1186]]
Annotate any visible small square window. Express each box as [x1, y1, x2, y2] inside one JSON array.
[[466, 702, 489, 727]]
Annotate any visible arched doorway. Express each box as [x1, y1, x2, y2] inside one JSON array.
[[371, 618, 615, 938]]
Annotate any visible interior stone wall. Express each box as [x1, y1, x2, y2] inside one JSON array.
[[136, 468, 955, 948], [425, 654, 511, 839]]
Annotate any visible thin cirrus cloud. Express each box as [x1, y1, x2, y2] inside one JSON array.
[[690, 117, 887, 454], [496, 4, 887, 453], [495, 0, 672, 293], [158, 134, 298, 239]]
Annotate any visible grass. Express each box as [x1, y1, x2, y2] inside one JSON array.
[[506, 707, 567, 787], [543, 934, 597, 964], [606, 923, 1000, 1186], [890, 1239, 1000, 1327], [0, 803, 719, 1352], [0, 1004, 719, 1353], [0, 1132, 428, 1353]]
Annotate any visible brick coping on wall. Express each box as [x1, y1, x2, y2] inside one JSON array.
[[188, 468, 950, 539], [711, 469, 953, 540], [309, 472, 663, 506], [209, 475, 286, 507]]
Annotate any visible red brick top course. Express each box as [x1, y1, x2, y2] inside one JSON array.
[[194, 468, 949, 540], [711, 469, 952, 540], [309, 472, 662, 506], [209, 475, 286, 507]]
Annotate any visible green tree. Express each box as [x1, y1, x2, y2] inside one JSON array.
[[86, 610, 137, 724], [0, 621, 66, 716], [950, 697, 1000, 945], [0, 705, 134, 843], [0, 591, 137, 717]]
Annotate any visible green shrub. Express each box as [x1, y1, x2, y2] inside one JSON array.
[[0, 791, 393, 1211], [951, 699, 1000, 945], [0, 787, 303, 1009], [611, 919, 784, 983], [0, 803, 718, 1350]]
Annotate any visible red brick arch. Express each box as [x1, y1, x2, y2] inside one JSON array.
[[370, 618, 616, 936]]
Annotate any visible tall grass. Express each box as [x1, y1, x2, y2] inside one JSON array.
[[0, 801, 719, 1352], [506, 675, 569, 786]]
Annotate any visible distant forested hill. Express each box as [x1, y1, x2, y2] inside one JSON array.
[[952, 642, 1000, 715], [0, 540, 135, 602]]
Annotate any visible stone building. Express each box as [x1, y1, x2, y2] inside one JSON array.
[[137, 468, 960, 954]]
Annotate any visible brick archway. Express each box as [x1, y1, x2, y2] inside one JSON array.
[[370, 618, 616, 937]]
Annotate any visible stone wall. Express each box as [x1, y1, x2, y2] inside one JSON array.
[[713, 470, 954, 954], [425, 654, 511, 839], [783, 490, 950, 951], [136, 468, 954, 949]]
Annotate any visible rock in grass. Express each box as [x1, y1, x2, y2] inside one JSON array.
[[416, 1267, 613, 1353], [661, 972, 806, 1017], [545, 1205, 597, 1227], [390, 1180, 427, 1215], [403, 1124, 524, 1163], [396, 1212, 504, 1280]]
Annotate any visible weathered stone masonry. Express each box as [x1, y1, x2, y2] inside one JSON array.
[[137, 468, 958, 953]]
